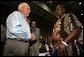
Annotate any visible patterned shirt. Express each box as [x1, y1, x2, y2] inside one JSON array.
[[52, 13, 83, 56]]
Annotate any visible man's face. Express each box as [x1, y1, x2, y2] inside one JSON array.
[[31, 21, 36, 28], [55, 5, 65, 17], [22, 5, 30, 16]]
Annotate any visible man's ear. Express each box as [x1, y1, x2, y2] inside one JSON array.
[[20, 7, 24, 12]]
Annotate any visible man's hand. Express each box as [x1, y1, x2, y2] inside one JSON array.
[[64, 27, 82, 44], [57, 42, 66, 56], [31, 33, 36, 41]]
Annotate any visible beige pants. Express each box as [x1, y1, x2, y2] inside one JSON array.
[[3, 39, 29, 56]]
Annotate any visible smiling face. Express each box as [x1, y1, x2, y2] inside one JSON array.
[[21, 5, 30, 17], [19, 3, 30, 17]]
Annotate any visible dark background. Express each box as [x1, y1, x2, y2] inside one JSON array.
[[0, 1, 83, 36]]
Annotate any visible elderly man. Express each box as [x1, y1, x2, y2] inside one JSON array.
[[3, 3, 35, 56], [51, 4, 83, 56]]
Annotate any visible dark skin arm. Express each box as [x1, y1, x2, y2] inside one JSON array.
[[64, 27, 82, 44], [57, 27, 82, 56]]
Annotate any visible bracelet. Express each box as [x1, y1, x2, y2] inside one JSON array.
[[61, 41, 68, 46]]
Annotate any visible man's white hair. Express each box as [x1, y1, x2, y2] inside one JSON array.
[[18, 2, 29, 11]]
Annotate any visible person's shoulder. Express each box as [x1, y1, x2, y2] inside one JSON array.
[[36, 28, 40, 31], [11, 11, 24, 17], [8, 11, 20, 16], [13, 11, 21, 15], [68, 13, 77, 17]]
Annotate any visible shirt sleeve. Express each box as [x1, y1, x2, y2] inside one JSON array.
[[70, 13, 83, 44], [6, 11, 31, 40], [70, 13, 83, 28]]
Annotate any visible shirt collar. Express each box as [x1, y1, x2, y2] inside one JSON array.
[[19, 11, 27, 19]]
